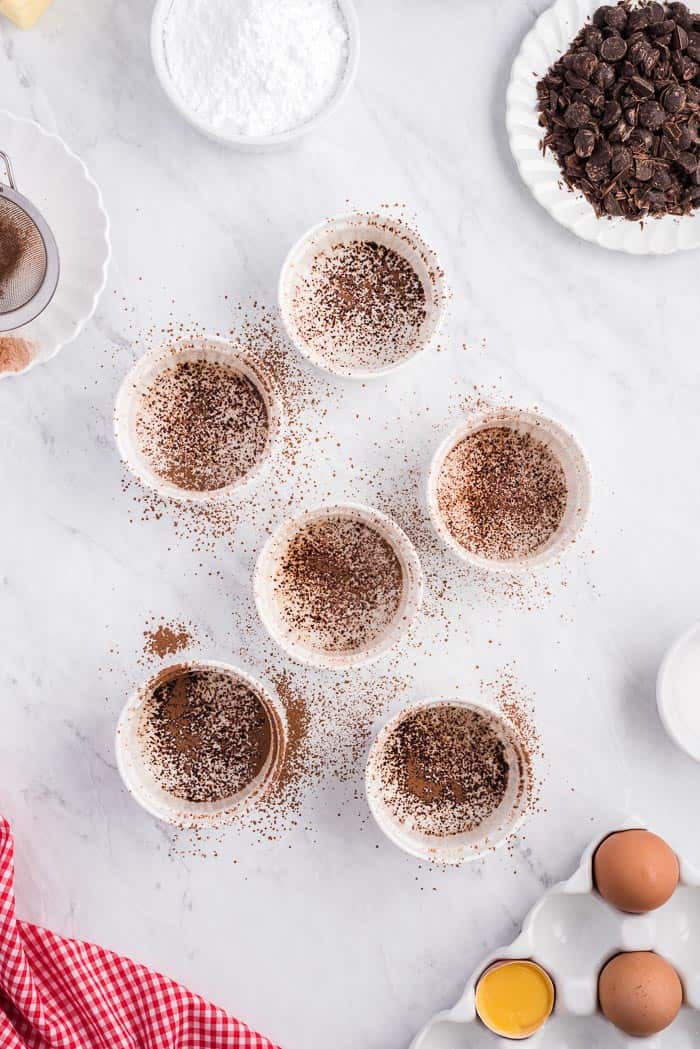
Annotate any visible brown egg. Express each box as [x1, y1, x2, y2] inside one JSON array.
[[599, 952, 682, 1036], [593, 829, 679, 913]]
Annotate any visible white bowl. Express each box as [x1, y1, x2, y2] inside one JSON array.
[[151, 0, 360, 152], [506, 0, 700, 254], [114, 334, 284, 504], [657, 621, 700, 764], [426, 407, 592, 572], [278, 211, 447, 379], [254, 502, 424, 669], [365, 698, 531, 865], [115, 659, 287, 829], [0, 110, 110, 379]]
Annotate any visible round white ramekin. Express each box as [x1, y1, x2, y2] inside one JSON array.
[[278, 211, 447, 379], [254, 502, 424, 669], [657, 621, 700, 764], [151, 0, 360, 152], [365, 698, 531, 865], [114, 334, 284, 504], [506, 0, 700, 254], [115, 659, 287, 829], [426, 407, 591, 572]]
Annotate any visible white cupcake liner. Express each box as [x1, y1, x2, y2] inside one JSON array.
[[151, 0, 360, 152], [278, 211, 447, 379], [115, 659, 287, 829], [253, 502, 424, 670], [365, 698, 531, 865], [426, 407, 592, 572], [114, 334, 284, 504], [506, 0, 700, 254]]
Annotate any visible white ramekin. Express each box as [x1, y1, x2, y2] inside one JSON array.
[[657, 621, 700, 764], [254, 502, 424, 669], [151, 0, 360, 152], [278, 211, 447, 379], [426, 407, 591, 572], [114, 334, 284, 504], [115, 659, 287, 829], [365, 698, 531, 865]]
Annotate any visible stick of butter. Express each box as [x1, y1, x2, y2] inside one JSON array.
[[0, 0, 54, 28]]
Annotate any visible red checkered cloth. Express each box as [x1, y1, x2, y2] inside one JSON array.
[[0, 817, 281, 1049]]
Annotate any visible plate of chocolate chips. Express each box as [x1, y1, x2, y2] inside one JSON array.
[[507, 0, 700, 252]]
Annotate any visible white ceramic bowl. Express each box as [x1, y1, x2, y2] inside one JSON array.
[[366, 698, 531, 865], [114, 334, 284, 503], [411, 821, 699, 1049], [657, 621, 700, 764], [254, 502, 424, 669], [151, 0, 360, 152], [115, 659, 287, 829], [426, 407, 592, 572], [506, 0, 700, 254], [278, 211, 447, 379], [0, 110, 110, 379]]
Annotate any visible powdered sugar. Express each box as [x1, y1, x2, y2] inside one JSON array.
[[161, 0, 350, 138]]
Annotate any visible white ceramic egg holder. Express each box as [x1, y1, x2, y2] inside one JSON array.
[[410, 823, 700, 1048]]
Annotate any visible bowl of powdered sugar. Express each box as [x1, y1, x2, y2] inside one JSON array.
[[152, 0, 360, 150]]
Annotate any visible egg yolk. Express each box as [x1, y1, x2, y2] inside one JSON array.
[[475, 960, 554, 1038]]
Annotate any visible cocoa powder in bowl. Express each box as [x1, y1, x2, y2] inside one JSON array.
[[436, 426, 567, 561], [136, 663, 278, 805], [374, 703, 513, 836], [117, 337, 282, 501], [256, 505, 424, 667], [135, 358, 268, 492], [274, 515, 403, 652]]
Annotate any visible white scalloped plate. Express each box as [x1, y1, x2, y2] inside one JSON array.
[[506, 0, 700, 254], [0, 111, 110, 379], [410, 821, 700, 1048]]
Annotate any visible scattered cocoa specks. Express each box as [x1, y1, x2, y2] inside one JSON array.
[[483, 667, 546, 854]]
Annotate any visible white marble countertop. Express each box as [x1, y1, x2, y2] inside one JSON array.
[[2, 2, 700, 1047]]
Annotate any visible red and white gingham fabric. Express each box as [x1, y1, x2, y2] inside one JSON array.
[[0, 817, 281, 1049]]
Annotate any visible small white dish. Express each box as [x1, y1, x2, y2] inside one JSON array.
[[0, 110, 110, 379], [278, 211, 447, 379], [366, 699, 531, 865], [115, 659, 287, 829], [506, 0, 700, 254], [657, 622, 700, 763], [151, 0, 360, 152], [114, 334, 284, 504], [426, 407, 591, 572], [411, 820, 699, 1049], [254, 502, 424, 669]]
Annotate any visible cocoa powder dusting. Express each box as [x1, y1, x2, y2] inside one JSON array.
[[437, 426, 568, 561], [0, 202, 29, 288], [135, 355, 269, 492], [375, 704, 513, 837], [291, 237, 427, 371], [138, 666, 272, 803], [0, 337, 34, 374], [143, 620, 193, 660], [273, 516, 405, 653]]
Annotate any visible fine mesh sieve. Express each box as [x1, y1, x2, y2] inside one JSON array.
[[0, 149, 59, 332]]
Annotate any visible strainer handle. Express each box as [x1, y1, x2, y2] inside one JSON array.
[[0, 151, 16, 190]]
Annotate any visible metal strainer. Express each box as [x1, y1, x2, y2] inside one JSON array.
[[0, 149, 59, 332]]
